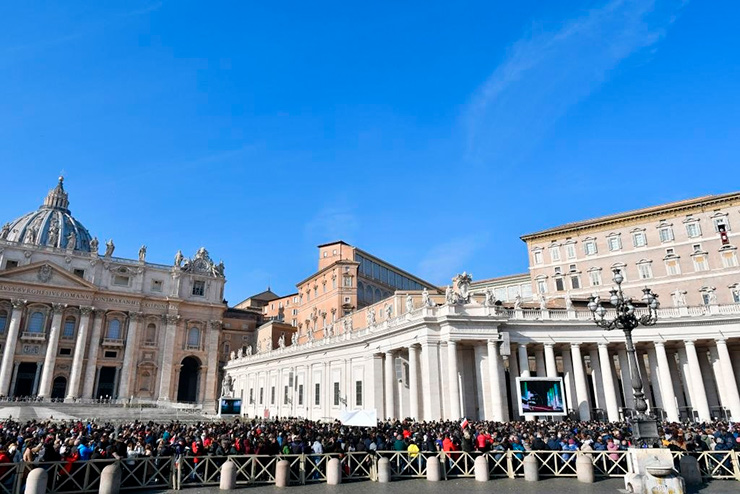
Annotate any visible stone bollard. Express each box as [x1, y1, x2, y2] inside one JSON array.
[[377, 457, 391, 483], [576, 454, 595, 483], [275, 459, 290, 487], [25, 467, 48, 494], [219, 459, 237, 490], [327, 458, 342, 485], [679, 456, 702, 486], [427, 455, 442, 482], [474, 455, 489, 482], [523, 455, 539, 482], [99, 463, 122, 494]]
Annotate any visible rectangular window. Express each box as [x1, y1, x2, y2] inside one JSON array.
[[270, 386, 275, 405], [4, 260, 19, 269], [533, 250, 544, 264], [355, 381, 363, 406], [732, 289, 740, 304], [721, 251, 738, 268], [537, 280, 547, 294], [555, 277, 565, 291], [693, 255, 709, 272], [638, 263, 653, 279], [550, 247, 560, 262], [259, 388, 264, 405], [73, 268, 85, 278], [298, 385, 304, 405], [713, 217, 731, 232], [632, 232, 647, 247], [104, 350, 117, 358], [570, 275, 581, 290], [343, 276, 352, 287], [333, 382, 340, 406], [565, 244, 576, 260], [692, 243, 702, 253], [249, 388, 254, 404], [608, 236, 622, 251], [315, 383, 321, 406], [59, 348, 72, 356], [702, 293, 711, 305], [686, 223, 701, 238], [568, 264, 577, 272], [284, 385, 289, 405], [584, 241, 597, 256], [113, 275, 130, 286], [659, 227, 674, 243], [151, 279, 163, 292], [192, 280, 205, 296], [589, 271, 602, 286]]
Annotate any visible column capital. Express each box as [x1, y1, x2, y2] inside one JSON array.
[[129, 311, 145, 321], [209, 320, 222, 330], [93, 308, 106, 317], [684, 339, 696, 346], [544, 342, 555, 349], [654, 340, 665, 348], [715, 338, 728, 345], [11, 299, 27, 310], [487, 339, 499, 347], [570, 342, 581, 349], [447, 339, 457, 347], [408, 343, 420, 351], [598, 342, 609, 349], [518, 342, 527, 349], [385, 349, 395, 356], [163, 314, 180, 325], [79, 306, 94, 316], [51, 303, 67, 314]]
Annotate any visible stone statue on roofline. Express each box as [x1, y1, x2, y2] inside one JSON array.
[[406, 293, 414, 313]]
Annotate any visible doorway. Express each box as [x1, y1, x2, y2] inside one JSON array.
[[96, 367, 116, 398], [13, 362, 37, 397], [177, 356, 200, 403], [51, 376, 67, 399]]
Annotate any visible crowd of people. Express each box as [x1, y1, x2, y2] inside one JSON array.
[[0, 416, 737, 469]]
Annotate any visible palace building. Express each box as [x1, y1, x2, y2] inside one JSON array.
[[225, 191, 740, 423], [0, 178, 238, 408]]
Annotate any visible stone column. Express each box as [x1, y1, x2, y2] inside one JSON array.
[[487, 339, 505, 421], [570, 344, 591, 420], [82, 310, 105, 398], [597, 343, 620, 422], [384, 350, 395, 419], [117, 312, 142, 400], [203, 320, 222, 409], [646, 347, 665, 410], [617, 348, 635, 409], [112, 366, 121, 398], [0, 299, 26, 395], [474, 344, 489, 419], [420, 342, 442, 421], [589, 348, 607, 411], [157, 314, 180, 401], [9, 363, 20, 397], [715, 339, 740, 420], [654, 342, 679, 422], [534, 348, 546, 377], [684, 340, 711, 421], [38, 303, 66, 398], [518, 343, 530, 377], [66, 306, 93, 401], [32, 362, 42, 395], [447, 340, 461, 420], [408, 344, 420, 420], [561, 350, 577, 416], [544, 343, 557, 377]]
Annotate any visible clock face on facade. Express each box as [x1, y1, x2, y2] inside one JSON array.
[[194, 258, 208, 271]]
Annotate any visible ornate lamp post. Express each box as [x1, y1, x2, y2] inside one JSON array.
[[588, 268, 661, 445]]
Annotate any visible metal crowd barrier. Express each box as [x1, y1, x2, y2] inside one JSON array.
[[0, 449, 737, 492]]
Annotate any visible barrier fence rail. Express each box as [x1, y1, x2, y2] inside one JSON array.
[[1, 449, 737, 492]]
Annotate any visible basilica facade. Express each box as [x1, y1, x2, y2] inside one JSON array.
[[0, 178, 229, 408]]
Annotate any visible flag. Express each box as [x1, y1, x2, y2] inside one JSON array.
[[461, 418, 469, 429]]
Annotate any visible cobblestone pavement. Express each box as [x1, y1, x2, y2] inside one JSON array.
[[145, 478, 738, 494]]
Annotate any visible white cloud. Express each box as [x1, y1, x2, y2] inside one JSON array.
[[417, 235, 488, 285], [465, 0, 688, 165]]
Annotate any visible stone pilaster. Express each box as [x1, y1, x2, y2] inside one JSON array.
[[157, 314, 180, 401], [117, 312, 143, 399], [447, 340, 461, 420], [82, 310, 105, 398], [408, 344, 420, 420]]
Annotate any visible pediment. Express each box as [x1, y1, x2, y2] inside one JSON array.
[[0, 261, 96, 290]]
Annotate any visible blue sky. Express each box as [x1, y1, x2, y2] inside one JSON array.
[[1, 0, 738, 303]]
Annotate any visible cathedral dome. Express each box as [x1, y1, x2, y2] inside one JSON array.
[[0, 177, 94, 252]]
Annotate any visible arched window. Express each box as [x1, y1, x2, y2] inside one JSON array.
[[0, 310, 7, 334], [374, 288, 381, 304], [187, 327, 201, 348], [62, 316, 76, 339], [357, 282, 365, 303], [365, 285, 372, 304], [145, 323, 156, 344], [28, 312, 45, 333], [107, 319, 121, 340]]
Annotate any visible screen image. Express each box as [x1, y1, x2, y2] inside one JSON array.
[[220, 398, 242, 415], [516, 378, 566, 416]]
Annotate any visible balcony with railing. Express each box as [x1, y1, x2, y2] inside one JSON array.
[[102, 337, 125, 347], [21, 331, 45, 341]]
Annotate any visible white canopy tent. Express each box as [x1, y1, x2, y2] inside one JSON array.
[[339, 409, 377, 427]]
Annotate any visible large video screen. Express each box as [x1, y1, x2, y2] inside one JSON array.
[[516, 377, 566, 416], [220, 398, 242, 415]]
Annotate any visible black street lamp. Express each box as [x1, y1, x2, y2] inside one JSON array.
[[588, 268, 661, 445]]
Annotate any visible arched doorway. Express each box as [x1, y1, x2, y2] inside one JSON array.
[[51, 376, 67, 399], [13, 363, 37, 397], [177, 356, 200, 403]]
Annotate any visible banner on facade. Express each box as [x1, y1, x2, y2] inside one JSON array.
[[516, 377, 566, 416], [339, 409, 377, 427]]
